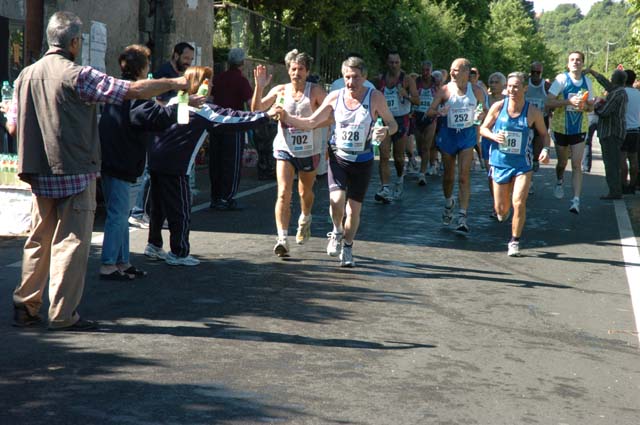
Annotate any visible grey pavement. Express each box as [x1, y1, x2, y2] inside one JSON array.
[[1, 146, 639, 425]]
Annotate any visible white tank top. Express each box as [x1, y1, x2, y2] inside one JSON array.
[[445, 82, 477, 129], [332, 88, 374, 162], [382, 73, 412, 117], [525, 79, 547, 116], [273, 82, 322, 157]]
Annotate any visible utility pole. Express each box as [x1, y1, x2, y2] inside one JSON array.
[[605, 40, 619, 73]]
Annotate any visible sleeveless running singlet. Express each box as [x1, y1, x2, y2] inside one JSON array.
[[489, 98, 533, 170], [525, 78, 547, 116], [273, 82, 322, 157], [379, 72, 412, 117], [445, 82, 477, 130], [330, 87, 375, 163], [550, 72, 590, 135]]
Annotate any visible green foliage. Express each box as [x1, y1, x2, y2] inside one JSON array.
[[483, 0, 552, 76], [538, 1, 633, 75]]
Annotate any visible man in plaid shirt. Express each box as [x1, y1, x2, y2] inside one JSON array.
[[6, 11, 188, 331]]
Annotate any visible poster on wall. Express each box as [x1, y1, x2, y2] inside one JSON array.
[[89, 21, 107, 72]]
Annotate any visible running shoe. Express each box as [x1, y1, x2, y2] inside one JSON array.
[[497, 209, 511, 223], [128, 215, 150, 229], [569, 197, 580, 214], [393, 180, 404, 200], [407, 157, 419, 175], [326, 232, 343, 257], [144, 243, 167, 260], [418, 174, 427, 186], [528, 180, 534, 195], [340, 244, 355, 267], [442, 200, 455, 225], [553, 183, 564, 199], [273, 238, 290, 257], [374, 186, 393, 204], [507, 241, 521, 257], [296, 215, 312, 245], [455, 214, 470, 234], [165, 252, 200, 266]]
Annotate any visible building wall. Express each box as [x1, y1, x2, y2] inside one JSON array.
[[165, 0, 214, 68], [0, 0, 24, 20], [45, 0, 141, 76]]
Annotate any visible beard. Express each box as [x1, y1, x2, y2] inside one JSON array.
[[177, 61, 189, 72]]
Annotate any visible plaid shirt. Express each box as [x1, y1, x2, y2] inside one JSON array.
[[7, 64, 130, 198]]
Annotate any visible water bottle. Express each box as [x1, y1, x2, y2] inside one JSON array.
[[177, 90, 189, 125], [1, 81, 12, 102], [473, 103, 483, 125], [372, 117, 384, 157], [197, 79, 209, 96]]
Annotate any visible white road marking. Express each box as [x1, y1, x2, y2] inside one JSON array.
[[614, 200, 640, 344]]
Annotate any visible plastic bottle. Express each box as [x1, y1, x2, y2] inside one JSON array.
[[197, 79, 209, 96], [177, 90, 189, 125], [473, 103, 483, 125], [1, 81, 12, 102], [372, 117, 384, 157], [147, 72, 153, 80]]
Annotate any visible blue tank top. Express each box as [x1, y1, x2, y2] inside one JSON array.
[[489, 98, 533, 170]]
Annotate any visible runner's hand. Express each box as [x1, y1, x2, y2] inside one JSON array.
[[254, 65, 272, 90], [371, 125, 388, 142]]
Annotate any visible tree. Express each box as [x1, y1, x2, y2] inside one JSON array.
[[483, 0, 552, 76]]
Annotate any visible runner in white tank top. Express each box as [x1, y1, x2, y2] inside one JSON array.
[[251, 49, 327, 257], [275, 56, 397, 267]]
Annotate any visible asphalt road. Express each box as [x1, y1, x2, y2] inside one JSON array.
[[1, 148, 639, 425]]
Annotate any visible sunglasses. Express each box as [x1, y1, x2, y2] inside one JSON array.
[[530, 70, 542, 74]]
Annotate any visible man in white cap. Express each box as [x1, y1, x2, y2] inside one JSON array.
[[209, 47, 254, 210]]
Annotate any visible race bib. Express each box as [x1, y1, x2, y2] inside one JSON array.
[[499, 131, 522, 154], [385, 91, 399, 115], [335, 122, 366, 152], [527, 98, 545, 111], [285, 127, 314, 156], [417, 90, 433, 113], [447, 107, 474, 129]]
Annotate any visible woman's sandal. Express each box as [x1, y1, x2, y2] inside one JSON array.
[[100, 270, 135, 281], [122, 265, 148, 278]]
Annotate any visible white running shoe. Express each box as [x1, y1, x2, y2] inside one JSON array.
[[569, 197, 580, 214], [442, 200, 455, 225], [326, 232, 343, 257], [497, 209, 511, 223], [408, 157, 419, 175], [144, 243, 167, 260], [374, 186, 393, 204], [128, 215, 150, 229], [455, 214, 470, 234], [393, 180, 404, 200], [553, 183, 564, 199], [273, 238, 290, 257], [296, 215, 312, 245], [507, 241, 521, 257], [418, 174, 427, 186], [340, 244, 355, 267], [165, 252, 200, 266]]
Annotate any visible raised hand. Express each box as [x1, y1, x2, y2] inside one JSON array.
[[254, 65, 273, 90]]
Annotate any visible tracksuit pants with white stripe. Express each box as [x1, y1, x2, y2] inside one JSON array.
[[208, 131, 244, 202], [148, 172, 192, 257]]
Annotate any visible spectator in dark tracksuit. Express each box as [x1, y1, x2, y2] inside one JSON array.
[[99, 44, 178, 281], [209, 48, 253, 210], [146, 66, 274, 266]]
